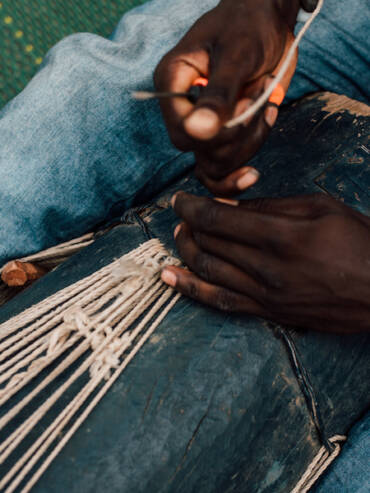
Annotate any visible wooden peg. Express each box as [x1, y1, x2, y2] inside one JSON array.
[[1, 261, 46, 287]]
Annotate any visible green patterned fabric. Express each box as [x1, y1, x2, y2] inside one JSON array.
[[0, 0, 147, 108]]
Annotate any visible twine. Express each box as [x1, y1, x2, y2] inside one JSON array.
[[291, 435, 347, 493], [0, 239, 181, 492]]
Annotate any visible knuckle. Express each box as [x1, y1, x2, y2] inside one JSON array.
[[198, 203, 219, 232], [302, 212, 347, 256], [248, 260, 286, 297], [255, 283, 269, 304], [250, 197, 274, 214], [186, 278, 200, 300], [309, 193, 337, 214], [314, 214, 348, 243], [214, 289, 238, 312], [263, 228, 291, 254], [260, 267, 285, 291], [154, 52, 185, 91], [211, 144, 236, 165], [193, 231, 208, 250], [258, 282, 286, 317], [193, 251, 212, 282], [261, 286, 283, 310], [277, 227, 297, 251]]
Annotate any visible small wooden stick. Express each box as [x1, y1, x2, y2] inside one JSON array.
[[1, 261, 47, 287]]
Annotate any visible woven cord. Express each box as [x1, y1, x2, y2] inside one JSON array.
[[0, 239, 181, 492]]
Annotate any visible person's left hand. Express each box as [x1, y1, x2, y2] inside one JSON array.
[[161, 192, 370, 333]]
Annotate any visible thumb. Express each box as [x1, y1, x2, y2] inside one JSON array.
[[184, 49, 256, 141]]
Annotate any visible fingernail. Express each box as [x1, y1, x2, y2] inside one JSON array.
[[161, 268, 177, 287], [214, 198, 239, 206], [264, 105, 279, 127], [174, 224, 182, 238], [236, 169, 260, 191], [185, 108, 221, 140]]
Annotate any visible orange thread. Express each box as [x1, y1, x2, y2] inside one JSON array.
[[192, 77, 208, 87], [191, 78, 285, 106], [268, 83, 285, 106]]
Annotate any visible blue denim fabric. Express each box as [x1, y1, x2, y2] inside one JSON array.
[[313, 411, 370, 493], [288, 0, 370, 103]]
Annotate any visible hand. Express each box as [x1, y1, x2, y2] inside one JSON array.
[[162, 192, 370, 333], [154, 0, 300, 195]]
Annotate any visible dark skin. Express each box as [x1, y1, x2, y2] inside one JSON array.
[[162, 193, 370, 333], [154, 0, 300, 195], [155, 0, 370, 332]]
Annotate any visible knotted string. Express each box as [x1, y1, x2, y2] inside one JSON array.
[[0, 239, 181, 492]]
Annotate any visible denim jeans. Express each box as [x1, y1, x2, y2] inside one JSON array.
[[0, 0, 369, 490]]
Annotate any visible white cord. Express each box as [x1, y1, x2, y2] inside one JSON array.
[[225, 0, 324, 128]]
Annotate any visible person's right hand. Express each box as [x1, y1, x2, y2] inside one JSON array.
[[154, 0, 300, 196]]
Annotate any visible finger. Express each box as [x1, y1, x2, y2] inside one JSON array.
[[172, 192, 290, 248], [192, 96, 274, 192], [190, 229, 280, 289], [184, 43, 262, 140], [236, 194, 328, 217], [195, 165, 260, 197], [233, 97, 254, 124], [154, 50, 209, 122], [161, 266, 265, 315], [189, 96, 255, 151], [175, 223, 264, 297]]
